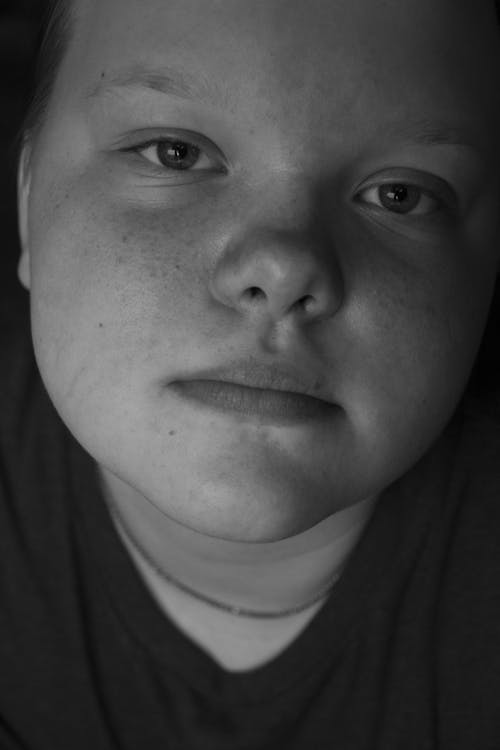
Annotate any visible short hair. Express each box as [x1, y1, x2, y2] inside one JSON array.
[[21, 0, 72, 143]]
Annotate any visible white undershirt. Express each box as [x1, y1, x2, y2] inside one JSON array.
[[111, 494, 379, 672]]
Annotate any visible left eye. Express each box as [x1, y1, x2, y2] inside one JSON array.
[[356, 183, 441, 215], [130, 138, 214, 171]]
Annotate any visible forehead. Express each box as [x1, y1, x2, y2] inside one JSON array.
[[50, 0, 500, 148]]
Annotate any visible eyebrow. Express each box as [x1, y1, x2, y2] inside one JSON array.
[[382, 117, 484, 153], [86, 65, 486, 161], [86, 63, 229, 109]]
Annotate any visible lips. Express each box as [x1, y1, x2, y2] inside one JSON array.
[[169, 359, 337, 424]]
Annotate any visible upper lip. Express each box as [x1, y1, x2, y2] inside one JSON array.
[[171, 358, 333, 403]]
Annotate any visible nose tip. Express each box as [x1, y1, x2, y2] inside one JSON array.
[[210, 237, 344, 325], [240, 256, 341, 322]]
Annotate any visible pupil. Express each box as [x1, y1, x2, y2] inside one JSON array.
[[378, 183, 421, 214], [389, 185, 408, 202], [157, 140, 200, 170], [168, 143, 188, 161]]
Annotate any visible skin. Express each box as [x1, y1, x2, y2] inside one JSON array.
[[17, 0, 500, 655]]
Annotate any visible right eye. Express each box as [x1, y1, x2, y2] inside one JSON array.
[[127, 137, 216, 172]]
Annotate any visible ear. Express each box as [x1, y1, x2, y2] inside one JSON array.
[[17, 142, 33, 291]]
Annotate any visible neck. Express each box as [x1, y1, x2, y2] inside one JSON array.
[[98, 466, 378, 614]]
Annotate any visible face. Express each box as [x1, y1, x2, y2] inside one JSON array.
[[18, 0, 500, 542]]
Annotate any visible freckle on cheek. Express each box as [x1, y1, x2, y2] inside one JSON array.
[[169, 430, 176, 437]]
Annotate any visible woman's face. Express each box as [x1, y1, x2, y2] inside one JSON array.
[[18, 0, 500, 541]]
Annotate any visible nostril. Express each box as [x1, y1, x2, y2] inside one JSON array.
[[245, 286, 267, 302], [297, 294, 315, 312]]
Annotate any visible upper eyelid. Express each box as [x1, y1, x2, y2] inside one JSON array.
[[124, 137, 205, 159], [356, 183, 442, 206], [353, 168, 456, 198], [119, 138, 232, 181], [353, 175, 460, 215], [355, 185, 443, 219], [116, 129, 229, 165], [132, 136, 200, 150]]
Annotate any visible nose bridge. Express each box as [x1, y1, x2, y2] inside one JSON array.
[[247, 171, 321, 234], [209, 176, 344, 324]]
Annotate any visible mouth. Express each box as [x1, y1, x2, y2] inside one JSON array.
[[169, 356, 340, 425], [170, 380, 336, 424]]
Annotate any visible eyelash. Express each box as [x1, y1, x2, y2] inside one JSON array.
[[120, 135, 455, 219], [354, 182, 446, 217], [123, 137, 220, 173]]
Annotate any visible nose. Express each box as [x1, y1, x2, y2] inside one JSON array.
[[209, 224, 344, 325]]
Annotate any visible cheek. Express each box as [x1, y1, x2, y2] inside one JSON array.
[[27, 184, 227, 410], [345, 210, 495, 369], [327, 210, 491, 440], [31, 185, 215, 323], [339, 235, 495, 455]]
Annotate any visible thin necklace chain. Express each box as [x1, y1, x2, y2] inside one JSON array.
[[108, 502, 339, 620]]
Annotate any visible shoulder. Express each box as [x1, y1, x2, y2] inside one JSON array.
[[438, 393, 500, 567], [435, 392, 500, 637], [433, 395, 500, 737], [457, 394, 500, 518]]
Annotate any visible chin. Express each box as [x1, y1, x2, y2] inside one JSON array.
[[175, 511, 317, 544], [157, 471, 342, 543]]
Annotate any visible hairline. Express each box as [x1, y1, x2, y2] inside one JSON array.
[[21, 0, 73, 147]]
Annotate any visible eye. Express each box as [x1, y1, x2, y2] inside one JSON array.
[[356, 182, 442, 216], [127, 137, 215, 172]]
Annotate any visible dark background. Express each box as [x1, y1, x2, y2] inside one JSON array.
[[1, 2, 498, 401], [1, 1, 46, 321]]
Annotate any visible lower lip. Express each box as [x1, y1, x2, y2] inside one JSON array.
[[170, 380, 336, 425]]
